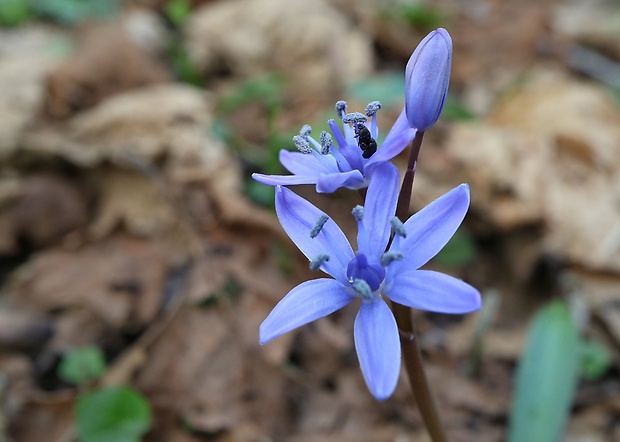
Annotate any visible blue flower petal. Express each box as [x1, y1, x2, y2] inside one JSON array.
[[279, 150, 323, 175], [389, 184, 470, 272], [275, 186, 354, 283], [359, 161, 399, 259], [316, 169, 365, 193], [384, 270, 481, 314], [366, 109, 416, 166], [328, 119, 363, 172], [354, 298, 401, 400], [260, 279, 354, 344], [405, 28, 452, 131], [252, 173, 318, 187]]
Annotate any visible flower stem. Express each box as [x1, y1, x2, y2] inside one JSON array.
[[393, 131, 448, 442]]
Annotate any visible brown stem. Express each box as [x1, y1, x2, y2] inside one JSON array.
[[393, 131, 448, 442]]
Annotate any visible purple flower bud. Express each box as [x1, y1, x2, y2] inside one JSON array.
[[405, 28, 452, 132]]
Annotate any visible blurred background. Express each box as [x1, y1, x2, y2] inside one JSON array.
[[0, 0, 619, 441]]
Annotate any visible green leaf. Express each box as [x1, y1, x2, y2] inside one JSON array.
[[433, 229, 476, 267], [579, 339, 611, 381], [31, 0, 119, 25], [508, 300, 580, 442], [58, 346, 107, 385], [347, 72, 406, 108], [164, 0, 191, 27], [398, 4, 444, 29], [0, 0, 31, 27], [441, 95, 476, 121], [76, 386, 152, 442]]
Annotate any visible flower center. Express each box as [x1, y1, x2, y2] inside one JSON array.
[[346, 253, 385, 292]]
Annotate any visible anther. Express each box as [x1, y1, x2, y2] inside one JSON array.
[[380, 251, 404, 267], [352, 278, 373, 300], [335, 101, 347, 119], [310, 254, 330, 271], [342, 112, 367, 125], [365, 101, 382, 117], [352, 205, 364, 222], [310, 214, 329, 238], [293, 135, 312, 154], [299, 124, 312, 139], [319, 131, 332, 155], [390, 217, 407, 238]]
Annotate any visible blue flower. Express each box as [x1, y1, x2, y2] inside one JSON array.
[[259, 162, 481, 400], [405, 28, 452, 132], [252, 101, 416, 193]]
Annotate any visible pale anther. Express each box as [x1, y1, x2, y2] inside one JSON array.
[[390, 216, 407, 238], [352, 278, 373, 300], [380, 251, 404, 267], [352, 205, 364, 222], [319, 131, 332, 155], [335, 101, 347, 119], [342, 112, 367, 125], [309, 254, 330, 271], [365, 101, 382, 117], [293, 135, 312, 154], [299, 124, 312, 139], [310, 214, 329, 238]]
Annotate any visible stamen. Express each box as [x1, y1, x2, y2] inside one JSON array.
[[309, 254, 330, 271], [299, 124, 312, 139], [310, 214, 329, 238], [335, 101, 347, 119], [293, 135, 312, 154], [342, 112, 367, 125], [380, 251, 404, 267], [352, 205, 364, 221], [365, 101, 382, 117], [319, 131, 332, 155], [352, 278, 373, 300], [390, 217, 407, 238]]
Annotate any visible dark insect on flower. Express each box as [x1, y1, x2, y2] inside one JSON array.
[[354, 123, 377, 159]]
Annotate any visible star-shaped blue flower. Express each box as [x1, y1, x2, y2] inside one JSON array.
[[252, 102, 416, 193], [259, 162, 482, 400]]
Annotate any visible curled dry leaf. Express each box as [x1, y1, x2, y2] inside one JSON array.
[[443, 69, 620, 273], [185, 0, 373, 103], [43, 23, 169, 119]]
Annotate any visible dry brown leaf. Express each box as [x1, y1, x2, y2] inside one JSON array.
[[440, 69, 620, 273], [5, 235, 174, 328], [0, 25, 63, 157], [186, 0, 373, 105], [43, 24, 169, 119]]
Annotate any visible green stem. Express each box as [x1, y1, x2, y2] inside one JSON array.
[[393, 131, 448, 442]]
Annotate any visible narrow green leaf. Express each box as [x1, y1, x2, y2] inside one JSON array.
[[76, 386, 152, 442], [508, 300, 580, 442]]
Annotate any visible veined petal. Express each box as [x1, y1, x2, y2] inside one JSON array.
[[252, 173, 318, 187], [373, 108, 409, 156], [328, 119, 362, 172], [260, 279, 354, 344], [384, 270, 481, 314], [354, 298, 401, 400], [366, 109, 417, 166], [389, 184, 470, 272], [316, 169, 365, 193], [279, 150, 323, 175], [275, 186, 354, 283], [359, 162, 399, 259]]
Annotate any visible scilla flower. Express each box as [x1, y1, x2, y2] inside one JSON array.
[[252, 101, 416, 193], [260, 162, 481, 400], [405, 28, 452, 132]]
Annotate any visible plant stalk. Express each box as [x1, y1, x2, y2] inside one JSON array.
[[393, 131, 448, 442]]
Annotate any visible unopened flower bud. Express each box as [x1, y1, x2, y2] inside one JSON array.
[[405, 28, 452, 132]]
